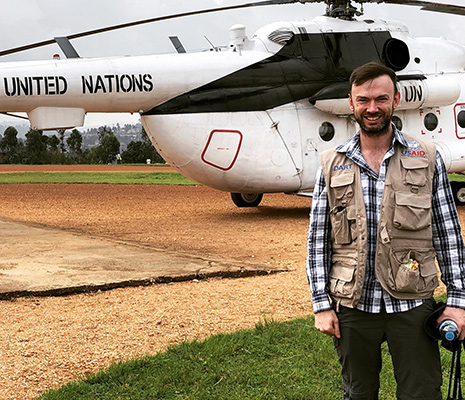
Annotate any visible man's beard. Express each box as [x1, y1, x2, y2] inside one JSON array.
[[355, 109, 393, 137]]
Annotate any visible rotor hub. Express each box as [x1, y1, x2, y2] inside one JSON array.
[[325, 0, 363, 19]]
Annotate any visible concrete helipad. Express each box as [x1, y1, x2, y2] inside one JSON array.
[[0, 218, 287, 299]]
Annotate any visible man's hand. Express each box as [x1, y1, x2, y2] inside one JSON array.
[[315, 309, 341, 338], [437, 306, 465, 341]]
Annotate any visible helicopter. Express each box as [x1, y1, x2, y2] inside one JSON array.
[[0, 0, 465, 207]]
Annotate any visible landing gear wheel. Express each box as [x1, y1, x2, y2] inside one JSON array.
[[451, 181, 465, 206], [230, 193, 263, 207]]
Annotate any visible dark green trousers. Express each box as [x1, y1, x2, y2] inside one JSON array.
[[333, 299, 442, 400]]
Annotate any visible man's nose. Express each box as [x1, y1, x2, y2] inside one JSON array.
[[366, 100, 379, 113]]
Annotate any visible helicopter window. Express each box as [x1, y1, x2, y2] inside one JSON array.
[[424, 113, 439, 131], [297, 33, 326, 61], [392, 116, 403, 131], [322, 31, 391, 77], [319, 122, 335, 142], [457, 110, 465, 129]]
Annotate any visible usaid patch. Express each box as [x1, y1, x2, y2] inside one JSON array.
[[407, 140, 420, 150], [401, 140, 426, 157]]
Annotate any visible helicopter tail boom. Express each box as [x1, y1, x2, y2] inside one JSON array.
[[0, 50, 271, 130]]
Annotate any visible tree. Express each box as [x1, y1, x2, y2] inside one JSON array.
[[0, 127, 18, 152], [67, 129, 83, 163], [0, 126, 22, 163], [57, 129, 66, 154], [121, 127, 165, 164], [93, 126, 120, 164], [121, 141, 146, 163], [47, 134, 66, 164], [24, 129, 48, 164], [48, 135, 60, 152]]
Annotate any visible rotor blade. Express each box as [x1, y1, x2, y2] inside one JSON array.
[[421, 5, 465, 16], [0, 112, 29, 121], [0, 0, 310, 57], [358, 0, 465, 16]]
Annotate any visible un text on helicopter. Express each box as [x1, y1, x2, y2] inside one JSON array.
[[3, 73, 155, 97]]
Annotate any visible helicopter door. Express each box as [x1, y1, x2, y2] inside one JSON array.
[[265, 104, 304, 190]]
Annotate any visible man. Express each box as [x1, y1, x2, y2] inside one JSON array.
[[306, 61, 465, 399]]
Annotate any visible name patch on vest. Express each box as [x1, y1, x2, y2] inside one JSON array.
[[333, 163, 353, 171], [401, 140, 426, 157]]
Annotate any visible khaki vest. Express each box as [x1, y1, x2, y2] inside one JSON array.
[[320, 134, 438, 308]]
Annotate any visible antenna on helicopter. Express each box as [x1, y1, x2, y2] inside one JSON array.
[[204, 36, 220, 52]]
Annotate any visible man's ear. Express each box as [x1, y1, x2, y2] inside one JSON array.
[[348, 94, 354, 112], [393, 90, 401, 109]]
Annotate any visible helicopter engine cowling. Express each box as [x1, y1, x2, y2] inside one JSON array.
[[435, 142, 465, 174], [397, 77, 461, 110], [313, 75, 461, 116]]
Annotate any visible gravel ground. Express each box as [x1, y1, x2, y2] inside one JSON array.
[[0, 165, 463, 400], [0, 166, 314, 400]]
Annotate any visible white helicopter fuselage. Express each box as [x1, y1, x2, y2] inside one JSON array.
[[1, 15, 465, 200]]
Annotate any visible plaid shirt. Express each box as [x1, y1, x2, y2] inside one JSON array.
[[306, 128, 465, 314]]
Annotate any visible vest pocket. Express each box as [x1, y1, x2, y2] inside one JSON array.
[[393, 192, 431, 231], [329, 258, 357, 297], [401, 156, 428, 187], [330, 172, 354, 202], [329, 173, 355, 245], [388, 248, 438, 295], [331, 206, 352, 245]]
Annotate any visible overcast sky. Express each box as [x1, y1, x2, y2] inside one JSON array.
[[0, 0, 464, 128]]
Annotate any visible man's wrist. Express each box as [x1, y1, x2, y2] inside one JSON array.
[[311, 293, 332, 314], [446, 289, 465, 310]]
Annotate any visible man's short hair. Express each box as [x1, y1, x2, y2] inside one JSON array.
[[349, 62, 398, 95]]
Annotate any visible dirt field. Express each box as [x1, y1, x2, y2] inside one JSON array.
[[0, 165, 464, 400], [0, 165, 315, 400]]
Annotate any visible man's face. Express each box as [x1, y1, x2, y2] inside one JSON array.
[[348, 75, 401, 136]]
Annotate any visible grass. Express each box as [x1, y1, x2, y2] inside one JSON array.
[[36, 310, 455, 400], [0, 170, 461, 186], [0, 171, 197, 185], [36, 317, 342, 400], [450, 173, 465, 182]]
